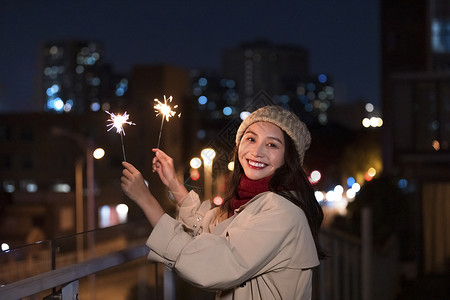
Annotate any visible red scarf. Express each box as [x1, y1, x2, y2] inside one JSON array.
[[229, 174, 272, 217]]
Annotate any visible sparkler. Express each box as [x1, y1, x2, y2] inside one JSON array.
[[154, 95, 181, 148], [105, 111, 135, 162]]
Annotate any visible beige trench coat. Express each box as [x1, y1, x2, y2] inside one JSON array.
[[147, 190, 320, 300]]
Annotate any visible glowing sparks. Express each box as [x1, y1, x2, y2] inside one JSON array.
[[105, 111, 135, 162], [154, 95, 181, 148], [154, 95, 180, 122], [105, 111, 135, 135]]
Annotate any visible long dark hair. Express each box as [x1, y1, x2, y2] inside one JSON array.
[[222, 131, 326, 259]]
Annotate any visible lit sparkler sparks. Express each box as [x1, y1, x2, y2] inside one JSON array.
[[105, 111, 135, 161], [106, 111, 135, 135], [154, 95, 181, 148]]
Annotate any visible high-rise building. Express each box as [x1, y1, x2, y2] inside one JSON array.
[[222, 40, 310, 105], [36, 40, 127, 114], [381, 0, 450, 286], [221, 40, 334, 126]]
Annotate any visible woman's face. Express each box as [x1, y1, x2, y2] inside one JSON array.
[[238, 121, 285, 180]]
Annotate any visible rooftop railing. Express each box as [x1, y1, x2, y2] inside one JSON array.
[[1, 219, 367, 300]]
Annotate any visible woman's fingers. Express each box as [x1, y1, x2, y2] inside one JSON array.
[[122, 161, 138, 174]]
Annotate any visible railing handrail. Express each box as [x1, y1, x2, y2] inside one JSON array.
[[0, 244, 149, 300]]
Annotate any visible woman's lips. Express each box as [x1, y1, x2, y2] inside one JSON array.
[[247, 159, 266, 169]]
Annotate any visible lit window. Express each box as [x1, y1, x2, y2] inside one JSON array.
[[20, 180, 37, 193], [53, 183, 71, 193], [431, 19, 450, 53], [3, 180, 15, 193], [99, 204, 128, 228]]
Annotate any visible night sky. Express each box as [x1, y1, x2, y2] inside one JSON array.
[[0, 0, 380, 113]]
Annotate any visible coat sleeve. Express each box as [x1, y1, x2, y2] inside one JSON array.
[[176, 190, 212, 236], [146, 193, 311, 291]]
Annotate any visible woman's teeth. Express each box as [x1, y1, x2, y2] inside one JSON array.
[[249, 160, 265, 168]]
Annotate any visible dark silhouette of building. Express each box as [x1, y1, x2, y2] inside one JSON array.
[[36, 40, 128, 114], [381, 0, 450, 296], [222, 40, 310, 104]]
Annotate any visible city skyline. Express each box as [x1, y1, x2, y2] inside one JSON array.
[[0, 0, 380, 113]]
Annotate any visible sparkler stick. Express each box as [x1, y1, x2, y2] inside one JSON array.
[[154, 95, 181, 148], [105, 111, 135, 162]]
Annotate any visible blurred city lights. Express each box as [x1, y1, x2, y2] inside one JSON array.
[[3, 181, 15, 193], [334, 185, 344, 195], [198, 96, 207, 105], [1, 243, 9, 252], [213, 196, 223, 206], [93, 148, 105, 159], [326, 190, 342, 202], [346, 189, 356, 200], [240, 111, 250, 120], [198, 77, 208, 87], [53, 183, 71, 193], [116, 203, 129, 223], [223, 106, 232, 116], [309, 170, 321, 183], [367, 167, 377, 177], [432, 140, 440, 151], [197, 129, 206, 139], [347, 176, 356, 188], [99, 204, 129, 228], [201, 148, 216, 166], [398, 179, 408, 189], [25, 182, 38, 193], [228, 161, 234, 171], [362, 117, 383, 128], [318, 74, 327, 83], [190, 169, 200, 181], [91, 102, 101, 111], [190, 157, 202, 169], [365, 103, 374, 112], [315, 191, 325, 202]]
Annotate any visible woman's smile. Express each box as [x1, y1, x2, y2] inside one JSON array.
[[247, 159, 267, 169]]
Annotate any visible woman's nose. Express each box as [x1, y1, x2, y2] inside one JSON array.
[[250, 142, 264, 157]]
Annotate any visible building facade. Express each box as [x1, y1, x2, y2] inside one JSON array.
[[381, 0, 450, 280], [37, 40, 128, 114]]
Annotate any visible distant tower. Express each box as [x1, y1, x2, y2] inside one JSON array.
[[221, 40, 334, 125], [37, 40, 125, 113], [222, 40, 310, 106]]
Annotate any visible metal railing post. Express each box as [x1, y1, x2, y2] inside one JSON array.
[[62, 281, 79, 300]]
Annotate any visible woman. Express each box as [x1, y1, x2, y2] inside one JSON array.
[[121, 105, 325, 300]]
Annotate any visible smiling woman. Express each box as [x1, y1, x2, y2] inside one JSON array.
[[120, 105, 325, 300]]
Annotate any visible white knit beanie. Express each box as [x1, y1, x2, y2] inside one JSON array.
[[235, 106, 311, 165]]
